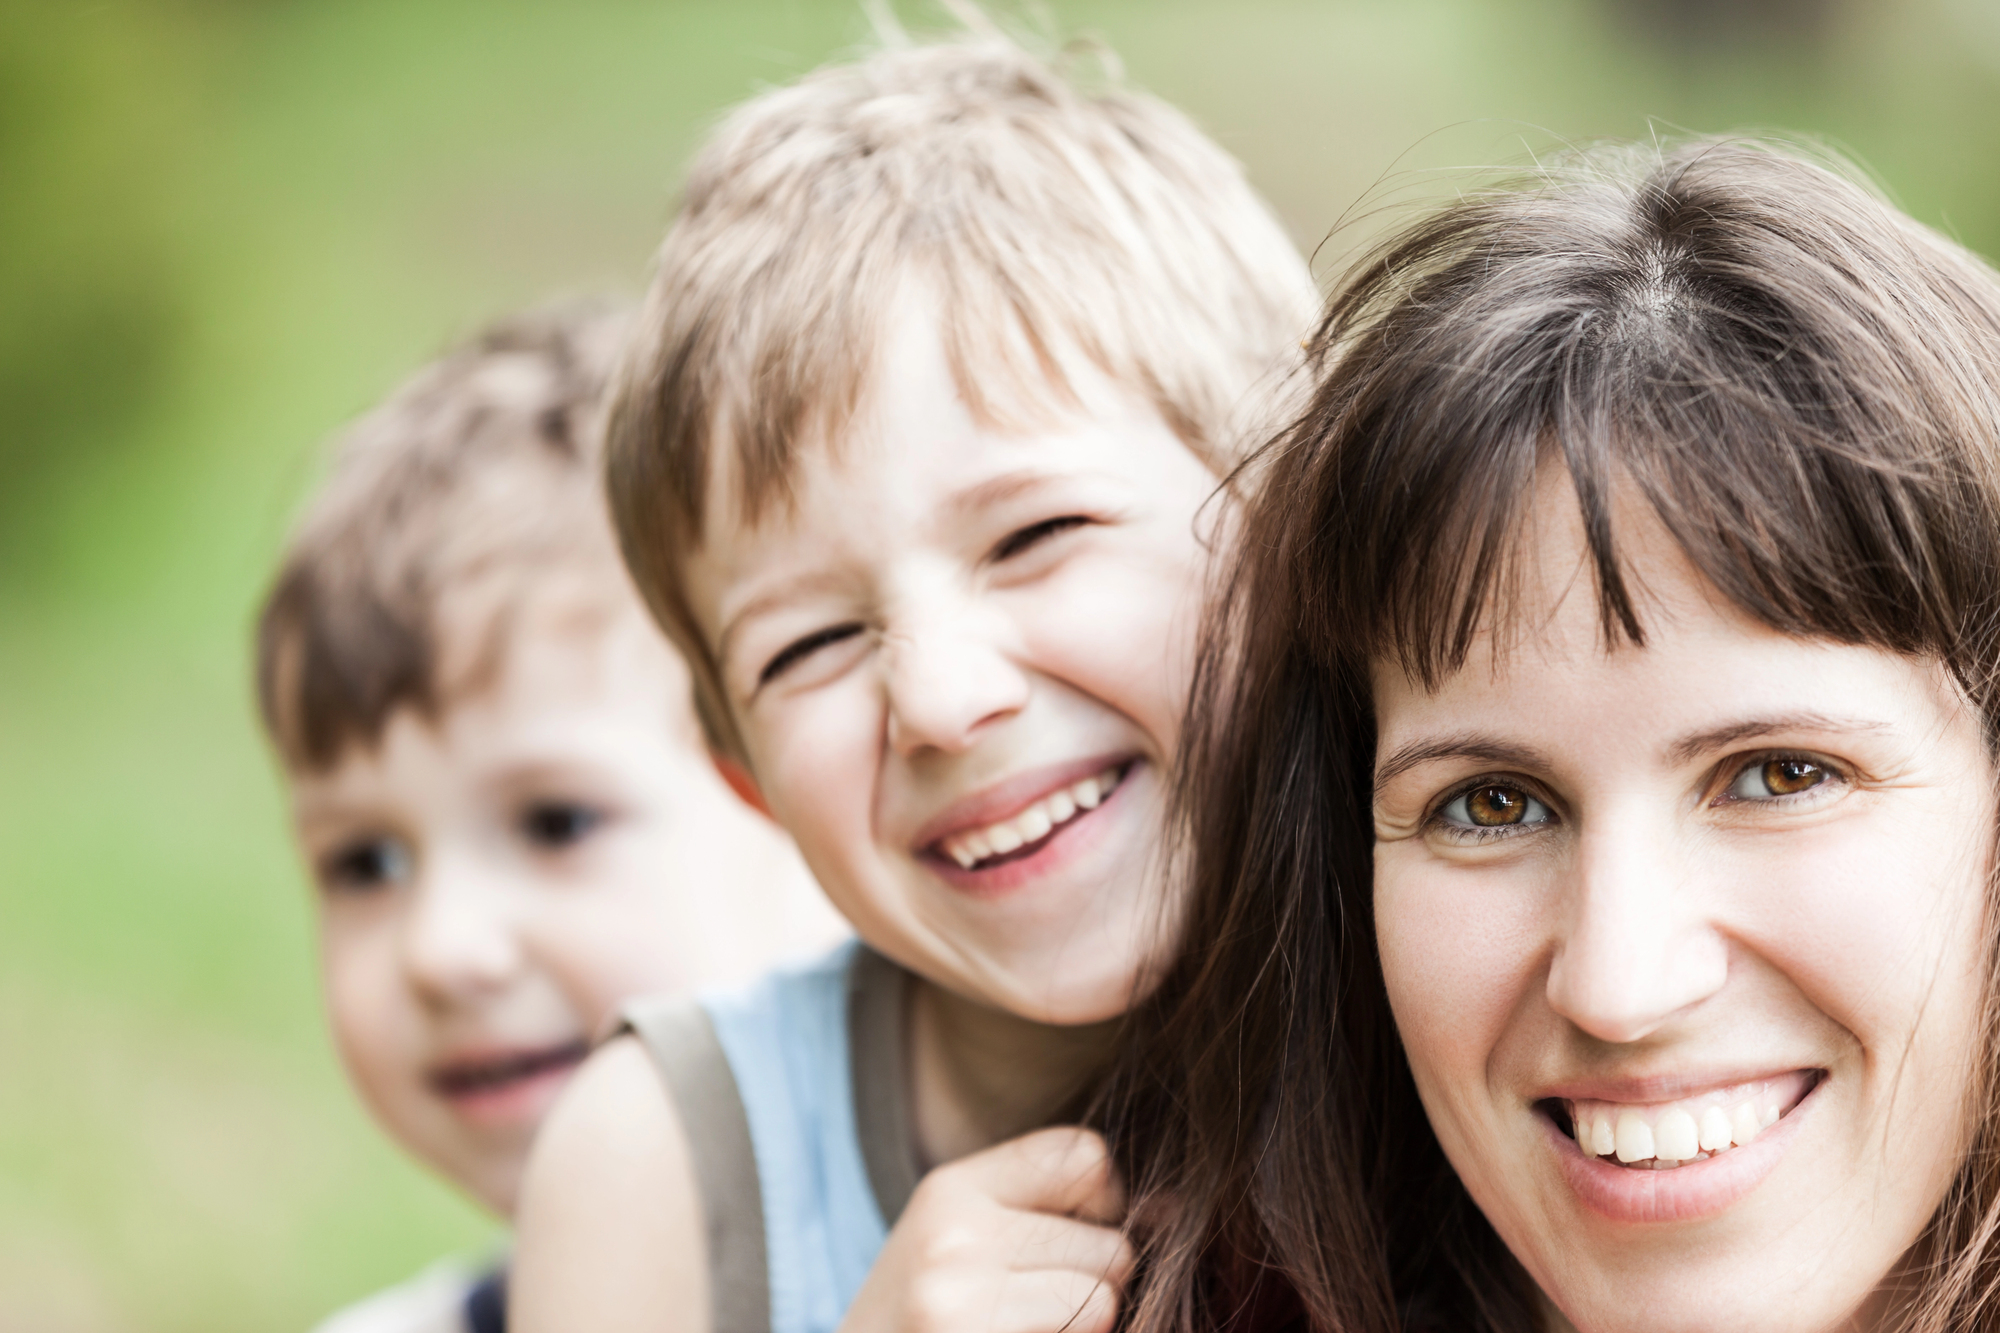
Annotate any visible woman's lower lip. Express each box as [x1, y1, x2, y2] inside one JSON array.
[[923, 761, 1136, 898], [1546, 1076, 1822, 1225]]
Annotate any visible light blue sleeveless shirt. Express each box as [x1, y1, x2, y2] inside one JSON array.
[[699, 941, 903, 1333], [618, 942, 920, 1333]]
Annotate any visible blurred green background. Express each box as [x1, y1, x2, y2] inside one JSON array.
[[4, 0, 1998, 1327]]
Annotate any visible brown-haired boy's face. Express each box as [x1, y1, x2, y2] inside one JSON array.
[[683, 301, 1217, 1026], [288, 607, 841, 1215]]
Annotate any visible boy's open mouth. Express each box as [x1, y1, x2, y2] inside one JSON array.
[[932, 763, 1130, 873], [1543, 1069, 1823, 1170], [428, 1039, 591, 1099]]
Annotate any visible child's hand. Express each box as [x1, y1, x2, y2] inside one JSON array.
[[838, 1126, 1133, 1333]]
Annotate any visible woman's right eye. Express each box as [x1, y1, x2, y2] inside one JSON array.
[[758, 622, 865, 687], [1433, 782, 1554, 838], [318, 837, 413, 894]]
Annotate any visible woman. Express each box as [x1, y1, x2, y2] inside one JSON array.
[[1108, 139, 2000, 1331]]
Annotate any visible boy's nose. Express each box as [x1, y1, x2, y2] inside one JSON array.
[[881, 622, 1030, 756], [401, 854, 523, 1002], [1544, 822, 1727, 1045]]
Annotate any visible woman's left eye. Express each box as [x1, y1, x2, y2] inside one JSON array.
[[1725, 755, 1836, 801], [1436, 782, 1553, 834], [520, 801, 605, 849]]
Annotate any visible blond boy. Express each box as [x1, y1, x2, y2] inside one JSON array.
[[513, 29, 1316, 1333], [258, 304, 844, 1333]]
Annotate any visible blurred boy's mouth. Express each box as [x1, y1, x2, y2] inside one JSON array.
[[427, 1039, 590, 1121], [916, 754, 1136, 890]]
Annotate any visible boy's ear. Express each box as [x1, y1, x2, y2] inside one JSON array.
[[711, 751, 772, 819]]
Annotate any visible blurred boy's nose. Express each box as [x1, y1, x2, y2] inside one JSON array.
[[400, 849, 522, 1003]]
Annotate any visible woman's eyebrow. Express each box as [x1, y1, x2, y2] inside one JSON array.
[[1664, 713, 1892, 765], [1373, 737, 1554, 795]]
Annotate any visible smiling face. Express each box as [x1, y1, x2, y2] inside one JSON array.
[[683, 300, 1217, 1025], [290, 603, 839, 1215], [1370, 483, 1996, 1332]]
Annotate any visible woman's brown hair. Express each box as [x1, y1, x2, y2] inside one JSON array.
[[1102, 138, 2000, 1332]]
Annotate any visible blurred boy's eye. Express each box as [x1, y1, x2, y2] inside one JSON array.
[[990, 515, 1090, 563], [520, 801, 605, 849], [759, 623, 865, 687], [319, 837, 413, 893]]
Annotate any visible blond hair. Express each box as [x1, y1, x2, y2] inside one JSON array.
[[606, 28, 1317, 757], [257, 300, 634, 771]]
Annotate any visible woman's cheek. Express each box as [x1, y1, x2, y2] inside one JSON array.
[[1375, 848, 1544, 1083]]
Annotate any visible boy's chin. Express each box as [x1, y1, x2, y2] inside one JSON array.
[[965, 944, 1162, 1027]]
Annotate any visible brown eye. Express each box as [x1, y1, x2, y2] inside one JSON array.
[[1728, 748, 1832, 800], [1729, 756, 1831, 801], [1762, 758, 1823, 794], [1438, 782, 1552, 835], [1465, 785, 1532, 826]]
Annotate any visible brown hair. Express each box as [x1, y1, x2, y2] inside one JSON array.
[[256, 300, 633, 772], [604, 24, 1316, 758], [1106, 138, 2000, 1332]]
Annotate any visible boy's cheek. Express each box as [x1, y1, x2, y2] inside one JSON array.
[[319, 915, 427, 1118], [1021, 563, 1199, 743], [746, 691, 882, 850]]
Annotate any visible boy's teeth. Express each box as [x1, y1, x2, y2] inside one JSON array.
[[1569, 1072, 1814, 1169], [939, 766, 1124, 870]]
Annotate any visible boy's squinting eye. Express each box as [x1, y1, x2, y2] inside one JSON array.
[[989, 514, 1091, 564], [319, 836, 413, 893], [1725, 754, 1836, 801], [1435, 781, 1554, 837], [759, 622, 865, 687], [520, 800, 605, 849]]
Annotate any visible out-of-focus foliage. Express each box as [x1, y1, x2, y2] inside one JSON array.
[[2, 1, 1996, 1328]]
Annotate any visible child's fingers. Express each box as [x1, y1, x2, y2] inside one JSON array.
[[1000, 1213, 1135, 1288], [961, 1126, 1125, 1223], [991, 1268, 1123, 1333]]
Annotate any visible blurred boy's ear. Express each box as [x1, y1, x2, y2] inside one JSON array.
[[711, 752, 772, 819]]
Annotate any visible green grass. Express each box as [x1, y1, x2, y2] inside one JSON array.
[[4, 0, 1998, 1326]]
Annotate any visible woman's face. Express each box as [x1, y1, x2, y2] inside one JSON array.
[[1371, 487, 1994, 1333]]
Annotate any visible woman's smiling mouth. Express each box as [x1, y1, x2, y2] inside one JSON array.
[[1539, 1069, 1828, 1224], [1556, 1069, 1821, 1168]]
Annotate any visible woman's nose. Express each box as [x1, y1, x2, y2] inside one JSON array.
[[400, 851, 523, 1003], [881, 616, 1031, 757], [1544, 820, 1728, 1044]]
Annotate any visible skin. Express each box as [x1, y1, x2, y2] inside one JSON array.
[[1370, 478, 1994, 1333], [291, 600, 842, 1215], [514, 297, 1215, 1333]]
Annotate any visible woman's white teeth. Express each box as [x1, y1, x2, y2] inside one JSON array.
[[1571, 1075, 1811, 1169], [1734, 1102, 1763, 1147], [941, 767, 1123, 869], [1614, 1113, 1655, 1164], [1653, 1109, 1699, 1162], [1699, 1106, 1733, 1152]]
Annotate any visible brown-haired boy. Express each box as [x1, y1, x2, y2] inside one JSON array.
[[514, 24, 1316, 1333], [259, 302, 844, 1333]]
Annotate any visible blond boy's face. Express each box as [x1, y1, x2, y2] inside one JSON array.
[[289, 607, 840, 1216], [687, 304, 1217, 1025]]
